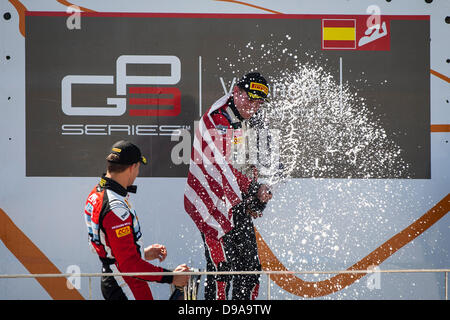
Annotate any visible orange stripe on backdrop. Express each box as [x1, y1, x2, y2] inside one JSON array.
[[56, 0, 97, 13], [431, 125, 450, 132], [214, 0, 283, 14], [430, 69, 450, 83], [256, 193, 450, 297], [0, 208, 84, 300], [8, 0, 26, 37], [429, 70, 450, 134], [8, 0, 96, 38]]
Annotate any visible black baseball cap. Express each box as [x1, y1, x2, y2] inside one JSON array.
[[236, 72, 270, 102], [107, 140, 147, 165]]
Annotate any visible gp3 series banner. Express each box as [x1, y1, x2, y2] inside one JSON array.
[[26, 12, 429, 178]]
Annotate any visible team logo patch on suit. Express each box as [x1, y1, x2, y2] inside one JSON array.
[[115, 226, 131, 238], [84, 203, 94, 214]]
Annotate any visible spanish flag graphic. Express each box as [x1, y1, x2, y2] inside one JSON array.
[[322, 19, 356, 49]]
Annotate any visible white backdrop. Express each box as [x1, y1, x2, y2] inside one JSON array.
[[0, 0, 449, 300]]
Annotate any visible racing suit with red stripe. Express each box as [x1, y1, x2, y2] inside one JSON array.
[[84, 175, 173, 300]]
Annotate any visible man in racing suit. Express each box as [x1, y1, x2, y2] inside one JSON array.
[[184, 73, 273, 300], [84, 140, 189, 300]]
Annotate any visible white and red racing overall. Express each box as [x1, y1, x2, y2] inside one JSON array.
[[84, 175, 173, 300]]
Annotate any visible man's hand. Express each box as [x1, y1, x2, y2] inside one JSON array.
[[243, 184, 272, 219], [172, 264, 190, 287], [257, 184, 272, 203], [144, 244, 167, 262], [246, 209, 263, 219]]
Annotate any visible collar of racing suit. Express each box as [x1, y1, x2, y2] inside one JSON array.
[[227, 97, 245, 123], [99, 174, 137, 196]]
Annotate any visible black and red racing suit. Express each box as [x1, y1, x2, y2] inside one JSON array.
[[190, 95, 265, 300], [84, 175, 173, 300]]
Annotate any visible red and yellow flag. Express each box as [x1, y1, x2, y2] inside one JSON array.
[[322, 19, 356, 49]]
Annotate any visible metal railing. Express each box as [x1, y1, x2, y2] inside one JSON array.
[[1, 269, 448, 300]]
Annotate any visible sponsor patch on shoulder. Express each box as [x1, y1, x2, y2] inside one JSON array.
[[84, 203, 94, 214], [112, 207, 130, 221], [87, 193, 98, 205]]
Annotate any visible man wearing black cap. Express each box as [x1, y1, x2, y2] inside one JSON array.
[[84, 140, 190, 300], [184, 72, 273, 300]]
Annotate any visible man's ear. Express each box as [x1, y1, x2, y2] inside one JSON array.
[[232, 85, 241, 96]]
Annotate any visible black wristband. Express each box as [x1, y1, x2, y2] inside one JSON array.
[[159, 268, 174, 284]]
